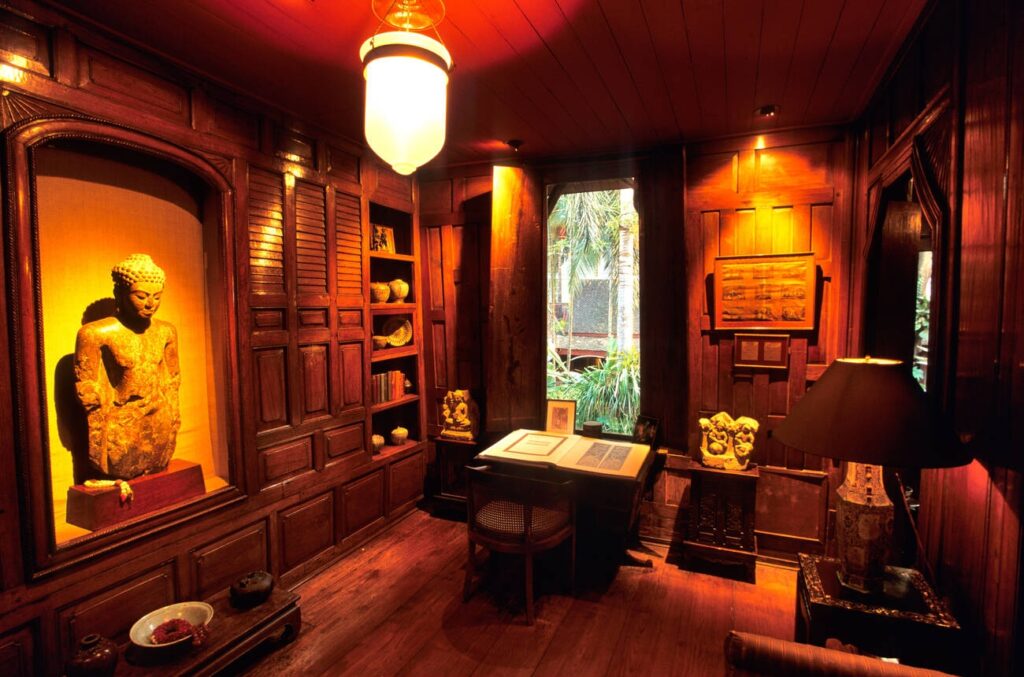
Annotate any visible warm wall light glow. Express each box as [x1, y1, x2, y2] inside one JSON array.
[[361, 31, 451, 175], [0, 63, 26, 84], [754, 135, 766, 150]]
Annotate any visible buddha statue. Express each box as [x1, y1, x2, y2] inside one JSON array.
[[74, 254, 181, 479], [440, 389, 477, 441]]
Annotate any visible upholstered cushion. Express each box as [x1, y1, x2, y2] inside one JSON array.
[[474, 499, 569, 540], [724, 631, 956, 677]]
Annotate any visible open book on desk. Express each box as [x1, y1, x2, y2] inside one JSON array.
[[477, 429, 652, 480]]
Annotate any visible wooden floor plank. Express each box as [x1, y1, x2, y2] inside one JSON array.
[[241, 510, 797, 677]]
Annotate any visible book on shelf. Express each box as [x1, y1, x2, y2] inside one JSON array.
[[372, 370, 407, 404], [476, 429, 652, 480]]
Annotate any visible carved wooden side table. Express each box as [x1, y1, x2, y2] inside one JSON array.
[[682, 460, 759, 580], [796, 553, 961, 672], [430, 437, 479, 516]]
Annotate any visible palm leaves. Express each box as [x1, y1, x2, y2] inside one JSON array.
[[547, 187, 641, 434]]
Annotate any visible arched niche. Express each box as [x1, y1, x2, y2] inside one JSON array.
[[3, 116, 244, 577]]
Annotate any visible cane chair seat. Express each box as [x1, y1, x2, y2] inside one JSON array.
[[463, 465, 576, 624]]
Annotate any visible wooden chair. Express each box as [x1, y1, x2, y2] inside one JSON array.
[[463, 465, 575, 624]]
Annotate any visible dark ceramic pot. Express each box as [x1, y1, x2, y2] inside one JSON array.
[[230, 570, 275, 608], [66, 633, 119, 677]]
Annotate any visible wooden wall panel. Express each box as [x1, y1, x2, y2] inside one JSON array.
[[58, 562, 175, 655], [248, 168, 286, 297], [324, 423, 370, 475], [191, 522, 268, 599], [77, 48, 189, 124], [259, 437, 313, 487], [0, 626, 34, 677], [337, 469, 386, 543], [294, 180, 328, 297], [486, 165, 544, 434], [279, 493, 334, 576], [335, 191, 363, 307], [254, 347, 289, 431], [685, 130, 849, 558], [388, 450, 424, 513], [299, 343, 330, 421], [856, 2, 1022, 673], [338, 342, 364, 411]]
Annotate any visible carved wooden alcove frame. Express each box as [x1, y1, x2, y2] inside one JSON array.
[[862, 88, 956, 407], [3, 115, 246, 579]]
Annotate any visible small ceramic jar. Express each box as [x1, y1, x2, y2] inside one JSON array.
[[391, 426, 409, 445], [66, 634, 119, 677], [371, 434, 386, 453], [372, 335, 389, 349], [370, 282, 390, 303], [389, 278, 410, 302], [230, 570, 275, 608]]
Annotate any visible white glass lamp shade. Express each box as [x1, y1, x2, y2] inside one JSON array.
[[361, 31, 452, 175]]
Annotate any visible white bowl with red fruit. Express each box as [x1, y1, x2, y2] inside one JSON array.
[[129, 601, 213, 650]]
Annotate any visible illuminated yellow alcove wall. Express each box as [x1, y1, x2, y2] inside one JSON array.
[[35, 146, 229, 544]]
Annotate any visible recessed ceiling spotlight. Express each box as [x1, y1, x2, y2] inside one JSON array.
[[755, 104, 780, 118]]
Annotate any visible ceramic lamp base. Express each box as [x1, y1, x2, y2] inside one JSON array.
[[835, 462, 894, 594]]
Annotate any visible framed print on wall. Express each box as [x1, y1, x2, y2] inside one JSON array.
[[545, 399, 577, 434], [713, 252, 816, 331], [734, 333, 790, 369]]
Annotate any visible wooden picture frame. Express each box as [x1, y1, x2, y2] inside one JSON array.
[[713, 252, 816, 330], [632, 415, 660, 450], [545, 399, 577, 434], [370, 224, 395, 253], [734, 333, 790, 369]]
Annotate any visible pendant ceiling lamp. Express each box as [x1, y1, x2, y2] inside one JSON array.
[[360, 0, 452, 175]]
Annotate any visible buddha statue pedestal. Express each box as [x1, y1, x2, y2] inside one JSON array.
[[66, 459, 205, 531]]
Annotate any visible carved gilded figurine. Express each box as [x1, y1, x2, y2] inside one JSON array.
[[74, 254, 181, 479], [698, 411, 759, 471], [440, 389, 477, 441]]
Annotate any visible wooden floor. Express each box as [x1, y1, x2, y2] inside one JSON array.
[[240, 509, 796, 677]]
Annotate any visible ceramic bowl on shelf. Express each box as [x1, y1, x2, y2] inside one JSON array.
[[388, 278, 410, 302], [382, 317, 413, 347], [370, 282, 390, 303], [391, 426, 409, 445], [129, 601, 214, 650], [372, 335, 389, 349]]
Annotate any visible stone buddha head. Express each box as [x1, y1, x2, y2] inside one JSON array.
[[111, 253, 166, 323]]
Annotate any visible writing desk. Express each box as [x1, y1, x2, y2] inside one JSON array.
[[476, 429, 656, 556]]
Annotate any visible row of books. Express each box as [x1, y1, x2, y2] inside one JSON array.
[[372, 370, 408, 404]]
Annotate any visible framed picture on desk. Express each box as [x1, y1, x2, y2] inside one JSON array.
[[545, 399, 576, 434], [633, 415, 659, 450]]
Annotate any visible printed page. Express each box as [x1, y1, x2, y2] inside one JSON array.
[[556, 436, 651, 479], [476, 429, 578, 467]]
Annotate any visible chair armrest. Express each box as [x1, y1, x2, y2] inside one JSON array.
[[724, 631, 957, 677]]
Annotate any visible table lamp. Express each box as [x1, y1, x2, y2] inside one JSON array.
[[772, 357, 969, 594]]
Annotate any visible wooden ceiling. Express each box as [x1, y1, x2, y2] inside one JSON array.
[[44, 0, 927, 169]]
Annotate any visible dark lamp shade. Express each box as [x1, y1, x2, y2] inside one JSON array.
[[772, 358, 970, 468]]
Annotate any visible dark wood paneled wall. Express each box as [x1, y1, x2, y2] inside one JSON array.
[[0, 2, 424, 674], [684, 128, 852, 558], [856, 1, 1022, 674]]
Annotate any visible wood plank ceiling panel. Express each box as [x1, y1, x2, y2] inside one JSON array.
[[724, 0, 765, 134], [554, 0, 660, 146], [682, 0, 729, 137], [640, 0, 703, 136], [443, 6, 586, 155], [802, 0, 888, 123], [776, 0, 847, 130], [43, 0, 929, 167], [459, 1, 604, 150], [752, 0, 806, 131], [596, 0, 681, 144], [517, 0, 633, 146], [825, 0, 928, 121]]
